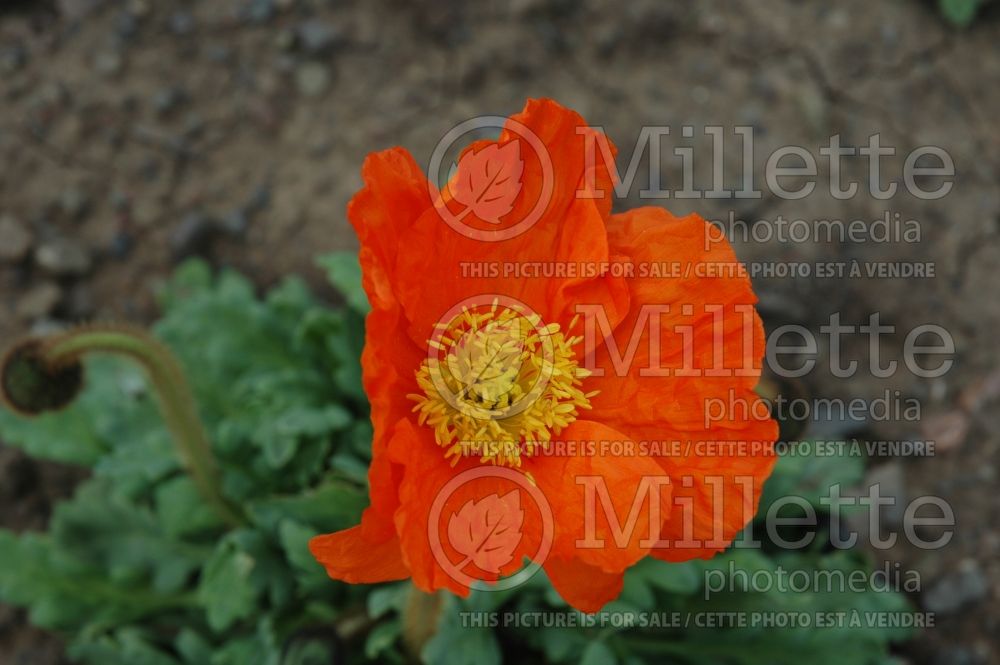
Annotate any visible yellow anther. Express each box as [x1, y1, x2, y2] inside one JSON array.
[[410, 305, 593, 467]]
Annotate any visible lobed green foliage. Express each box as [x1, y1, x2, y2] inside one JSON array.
[[0, 257, 913, 664], [938, 0, 982, 27]]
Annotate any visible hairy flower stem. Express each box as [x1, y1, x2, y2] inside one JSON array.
[[402, 585, 443, 658], [6, 324, 244, 527]]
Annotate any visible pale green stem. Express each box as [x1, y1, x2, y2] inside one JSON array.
[[40, 325, 245, 527], [402, 584, 443, 657]]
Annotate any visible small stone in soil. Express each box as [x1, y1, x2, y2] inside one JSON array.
[[170, 212, 218, 260], [296, 20, 342, 54], [0, 43, 27, 74], [243, 0, 274, 24], [922, 559, 989, 614], [169, 11, 196, 36], [114, 10, 140, 40], [30, 318, 67, 336], [276, 28, 297, 51], [109, 188, 130, 213], [958, 369, 1000, 413], [16, 282, 62, 322], [58, 186, 91, 221], [921, 410, 969, 453], [932, 646, 978, 665], [864, 461, 907, 527], [219, 210, 248, 236], [57, 0, 105, 21], [66, 283, 95, 319], [246, 183, 271, 213], [182, 112, 206, 138], [93, 51, 124, 77], [109, 231, 133, 258], [128, 0, 151, 18], [132, 199, 160, 228], [295, 62, 330, 97], [205, 44, 231, 63], [152, 86, 187, 115], [35, 238, 93, 276], [0, 215, 33, 263]]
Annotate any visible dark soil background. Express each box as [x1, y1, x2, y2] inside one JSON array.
[[1, 1, 998, 664]]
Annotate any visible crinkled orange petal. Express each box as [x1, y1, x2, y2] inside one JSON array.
[[348, 147, 432, 310], [346, 149, 431, 539], [586, 205, 777, 560], [528, 420, 672, 574], [309, 525, 409, 585], [543, 556, 624, 614], [589, 206, 767, 425], [354, 303, 420, 541], [386, 418, 544, 596], [393, 98, 629, 346], [651, 414, 777, 562]]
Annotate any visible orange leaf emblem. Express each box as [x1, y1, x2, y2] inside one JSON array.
[[446, 490, 524, 574], [450, 142, 524, 225]]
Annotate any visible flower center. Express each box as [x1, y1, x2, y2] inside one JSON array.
[[410, 303, 594, 467]]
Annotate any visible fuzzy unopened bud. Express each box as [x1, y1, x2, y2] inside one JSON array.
[[0, 339, 83, 416]]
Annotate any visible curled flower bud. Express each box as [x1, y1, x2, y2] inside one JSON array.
[[0, 338, 84, 416]]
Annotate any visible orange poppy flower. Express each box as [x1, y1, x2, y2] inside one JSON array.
[[310, 99, 777, 612]]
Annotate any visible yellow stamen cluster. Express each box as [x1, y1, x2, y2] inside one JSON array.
[[409, 303, 594, 467]]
